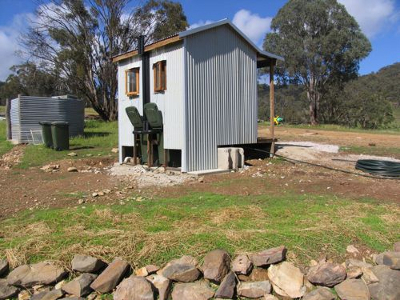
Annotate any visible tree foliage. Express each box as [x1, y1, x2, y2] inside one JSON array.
[[263, 0, 371, 125], [22, 0, 188, 121]]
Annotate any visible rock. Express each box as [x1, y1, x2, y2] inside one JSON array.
[[113, 276, 154, 300], [62, 273, 97, 297], [54, 280, 66, 290], [90, 258, 129, 293], [67, 152, 78, 157], [111, 148, 119, 153], [268, 261, 306, 298], [0, 260, 9, 277], [231, 254, 252, 275], [40, 165, 60, 172], [237, 281, 271, 299], [146, 274, 170, 300], [144, 265, 159, 275], [345, 259, 372, 269], [394, 241, 400, 252], [7, 262, 67, 287], [335, 279, 370, 300], [67, 167, 78, 173], [214, 272, 236, 299], [71, 255, 106, 273], [135, 267, 149, 277], [346, 245, 360, 255], [368, 265, 400, 300], [59, 298, 85, 300], [263, 295, 279, 300], [238, 268, 269, 282], [361, 267, 378, 285], [92, 193, 99, 197], [18, 290, 30, 300], [0, 279, 19, 300], [161, 256, 200, 283], [202, 250, 230, 283], [302, 287, 335, 300], [30, 289, 64, 300], [374, 252, 389, 265], [307, 262, 346, 287], [382, 252, 400, 270], [347, 266, 363, 279], [171, 281, 214, 300], [250, 246, 287, 267]]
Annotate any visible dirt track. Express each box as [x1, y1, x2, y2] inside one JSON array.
[[0, 127, 399, 219]]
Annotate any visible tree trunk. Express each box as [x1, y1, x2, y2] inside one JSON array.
[[307, 78, 320, 125]]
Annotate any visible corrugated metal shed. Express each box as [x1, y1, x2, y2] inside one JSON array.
[[184, 25, 258, 172], [10, 95, 85, 144]]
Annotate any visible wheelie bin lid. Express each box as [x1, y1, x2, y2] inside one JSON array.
[[39, 121, 52, 125], [51, 121, 69, 126]]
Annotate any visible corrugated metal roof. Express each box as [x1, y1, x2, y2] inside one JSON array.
[[113, 19, 284, 62]]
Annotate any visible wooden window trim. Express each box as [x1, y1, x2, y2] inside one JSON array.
[[153, 60, 167, 93], [125, 68, 140, 96]]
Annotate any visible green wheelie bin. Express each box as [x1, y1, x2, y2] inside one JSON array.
[[51, 122, 70, 151], [39, 121, 53, 148]]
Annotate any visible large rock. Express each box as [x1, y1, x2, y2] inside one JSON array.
[[268, 261, 306, 298], [71, 255, 106, 273], [161, 256, 200, 283], [307, 262, 346, 287], [30, 289, 64, 300], [347, 266, 363, 279], [62, 273, 97, 297], [202, 250, 230, 283], [171, 281, 214, 300], [238, 268, 269, 282], [7, 262, 67, 287], [231, 254, 252, 275], [361, 267, 378, 285], [214, 271, 236, 299], [250, 246, 287, 267], [113, 276, 154, 300], [368, 265, 400, 300], [302, 287, 335, 300], [237, 281, 272, 299], [335, 279, 370, 300], [346, 259, 373, 269], [0, 279, 19, 300], [382, 252, 400, 270], [374, 252, 390, 265], [0, 260, 9, 278], [146, 274, 170, 300], [90, 258, 129, 293]]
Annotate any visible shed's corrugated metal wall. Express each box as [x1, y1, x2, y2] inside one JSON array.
[[150, 43, 184, 150], [117, 42, 185, 163], [10, 96, 85, 144], [184, 25, 258, 172]]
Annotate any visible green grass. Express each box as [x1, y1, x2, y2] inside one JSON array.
[[0, 120, 13, 157], [1, 192, 398, 268], [0, 106, 5, 114], [18, 120, 118, 168]]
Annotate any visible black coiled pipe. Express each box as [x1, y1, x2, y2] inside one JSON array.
[[355, 159, 400, 177]]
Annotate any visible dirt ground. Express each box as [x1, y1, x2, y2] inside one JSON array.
[[0, 127, 399, 219]]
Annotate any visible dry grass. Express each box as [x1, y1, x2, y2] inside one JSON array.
[[0, 193, 399, 270]]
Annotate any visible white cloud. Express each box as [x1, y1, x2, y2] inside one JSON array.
[[232, 9, 272, 45], [0, 13, 32, 81], [189, 20, 214, 30], [338, 0, 399, 38]]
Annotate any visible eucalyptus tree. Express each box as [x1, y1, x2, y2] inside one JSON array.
[[263, 0, 371, 125], [22, 0, 188, 121]]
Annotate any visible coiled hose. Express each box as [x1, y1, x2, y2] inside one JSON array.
[[355, 159, 400, 177]]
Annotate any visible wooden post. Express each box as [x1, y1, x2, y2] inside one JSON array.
[[269, 60, 276, 157], [163, 149, 168, 171], [5, 98, 12, 140]]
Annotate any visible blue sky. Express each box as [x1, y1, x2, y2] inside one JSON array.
[[0, 0, 399, 80]]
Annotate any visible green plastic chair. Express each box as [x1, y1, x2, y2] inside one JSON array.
[[126, 106, 144, 129], [144, 103, 163, 129]]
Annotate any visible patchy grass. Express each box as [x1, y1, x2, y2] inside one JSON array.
[[0, 106, 5, 114], [340, 145, 400, 158], [0, 120, 13, 157], [0, 192, 398, 269], [85, 107, 99, 117], [18, 120, 118, 168]]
